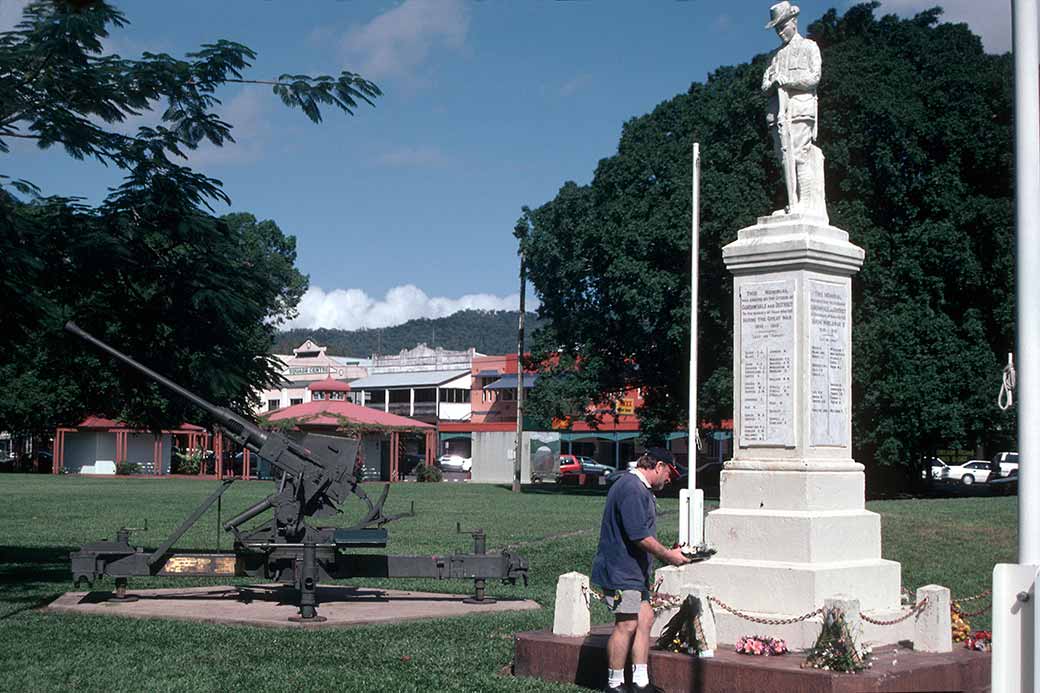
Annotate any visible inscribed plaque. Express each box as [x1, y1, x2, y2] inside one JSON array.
[[809, 279, 848, 446], [739, 279, 795, 447]]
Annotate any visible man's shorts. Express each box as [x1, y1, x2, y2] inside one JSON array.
[[599, 588, 651, 615]]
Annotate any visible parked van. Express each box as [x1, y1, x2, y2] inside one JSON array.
[[990, 452, 1020, 476]]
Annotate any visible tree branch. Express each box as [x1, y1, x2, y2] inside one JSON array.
[[187, 78, 286, 87]]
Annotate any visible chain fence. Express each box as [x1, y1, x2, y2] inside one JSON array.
[[953, 588, 991, 603], [580, 581, 989, 631], [859, 598, 928, 626], [707, 595, 824, 626]]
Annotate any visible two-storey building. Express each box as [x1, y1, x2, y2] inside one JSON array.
[[347, 343, 477, 426], [255, 340, 369, 414]]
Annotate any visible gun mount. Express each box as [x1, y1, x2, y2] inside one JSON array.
[[65, 322, 528, 621]]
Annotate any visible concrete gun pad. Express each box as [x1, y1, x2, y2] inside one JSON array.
[[45, 584, 540, 629]]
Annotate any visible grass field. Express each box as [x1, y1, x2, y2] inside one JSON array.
[[0, 475, 1016, 692]]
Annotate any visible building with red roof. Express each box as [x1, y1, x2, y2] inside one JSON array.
[[53, 418, 208, 475], [308, 376, 352, 400], [264, 397, 434, 482]]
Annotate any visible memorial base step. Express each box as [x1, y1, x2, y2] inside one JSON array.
[[513, 626, 990, 693]]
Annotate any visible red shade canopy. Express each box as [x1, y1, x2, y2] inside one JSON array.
[[308, 376, 351, 393], [265, 400, 431, 430]]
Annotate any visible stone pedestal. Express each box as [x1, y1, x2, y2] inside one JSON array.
[[680, 214, 903, 649]]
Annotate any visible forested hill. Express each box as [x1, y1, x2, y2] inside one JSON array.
[[272, 310, 543, 357]]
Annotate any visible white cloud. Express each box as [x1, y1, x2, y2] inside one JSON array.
[[340, 0, 469, 80], [285, 284, 523, 330], [0, 0, 30, 33], [375, 144, 448, 168], [876, 0, 1011, 53]]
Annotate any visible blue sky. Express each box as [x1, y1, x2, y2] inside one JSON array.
[[2, 0, 1007, 330]]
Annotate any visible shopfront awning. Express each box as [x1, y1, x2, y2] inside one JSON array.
[[560, 431, 639, 442], [439, 432, 472, 441], [484, 374, 538, 390]]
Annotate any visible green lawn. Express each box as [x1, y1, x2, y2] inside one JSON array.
[[0, 475, 1016, 692]]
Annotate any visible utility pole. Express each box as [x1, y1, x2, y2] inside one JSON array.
[[513, 212, 530, 493]]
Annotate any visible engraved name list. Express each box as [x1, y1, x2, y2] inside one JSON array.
[[739, 279, 795, 447], [809, 280, 849, 447]]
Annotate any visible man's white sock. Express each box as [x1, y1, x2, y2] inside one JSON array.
[[632, 663, 649, 687], [607, 668, 625, 688]]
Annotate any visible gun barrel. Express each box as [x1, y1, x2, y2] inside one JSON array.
[[64, 321, 267, 449]]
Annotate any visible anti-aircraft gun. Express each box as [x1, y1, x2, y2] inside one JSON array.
[[65, 322, 527, 621]]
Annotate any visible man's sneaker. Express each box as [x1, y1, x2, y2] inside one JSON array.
[[631, 684, 663, 693], [603, 684, 629, 693]]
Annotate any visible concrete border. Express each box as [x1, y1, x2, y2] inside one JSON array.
[[45, 584, 540, 629]]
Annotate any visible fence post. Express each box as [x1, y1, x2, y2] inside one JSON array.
[[914, 585, 952, 653], [552, 572, 591, 637], [825, 595, 863, 653]]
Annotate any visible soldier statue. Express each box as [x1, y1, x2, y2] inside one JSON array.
[[761, 2, 828, 222]]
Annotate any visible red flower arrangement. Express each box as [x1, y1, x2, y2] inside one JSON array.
[[735, 635, 788, 656], [965, 630, 991, 652]]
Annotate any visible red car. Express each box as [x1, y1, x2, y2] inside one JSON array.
[[557, 454, 583, 476], [557, 455, 616, 484]]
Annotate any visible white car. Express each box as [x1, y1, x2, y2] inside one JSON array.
[[438, 454, 472, 472], [943, 460, 992, 486]]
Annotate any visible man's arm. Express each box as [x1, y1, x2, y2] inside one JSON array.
[[761, 58, 776, 93], [637, 536, 690, 567]]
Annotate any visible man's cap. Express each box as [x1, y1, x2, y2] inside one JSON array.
[[766, 1, 800, 29], [645, 447, 674, 465]]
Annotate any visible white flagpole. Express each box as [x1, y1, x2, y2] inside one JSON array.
[[992, 3, 1039, 691], [683, 142, 704, 546], [1013, 0, 1040, 574]]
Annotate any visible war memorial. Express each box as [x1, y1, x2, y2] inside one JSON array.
[[513, 3, 1002, 690]]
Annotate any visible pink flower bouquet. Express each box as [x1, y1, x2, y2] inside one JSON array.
[[735, 635, 788, 656]]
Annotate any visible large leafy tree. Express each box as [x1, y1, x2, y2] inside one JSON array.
[[0, 0, 379, 435], [523, 3, 1014, 471]]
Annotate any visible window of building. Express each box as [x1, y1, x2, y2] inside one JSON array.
[[330, 392, 346, 401], [441, 388, 468, 404], [312, 392, 326, 401], [290, 398, 303, 406], [267, 399, 280, 411], [414, 388, 437, 403]]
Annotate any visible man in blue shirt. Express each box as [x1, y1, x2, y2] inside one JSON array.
[[592, 448, 689, 693]]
